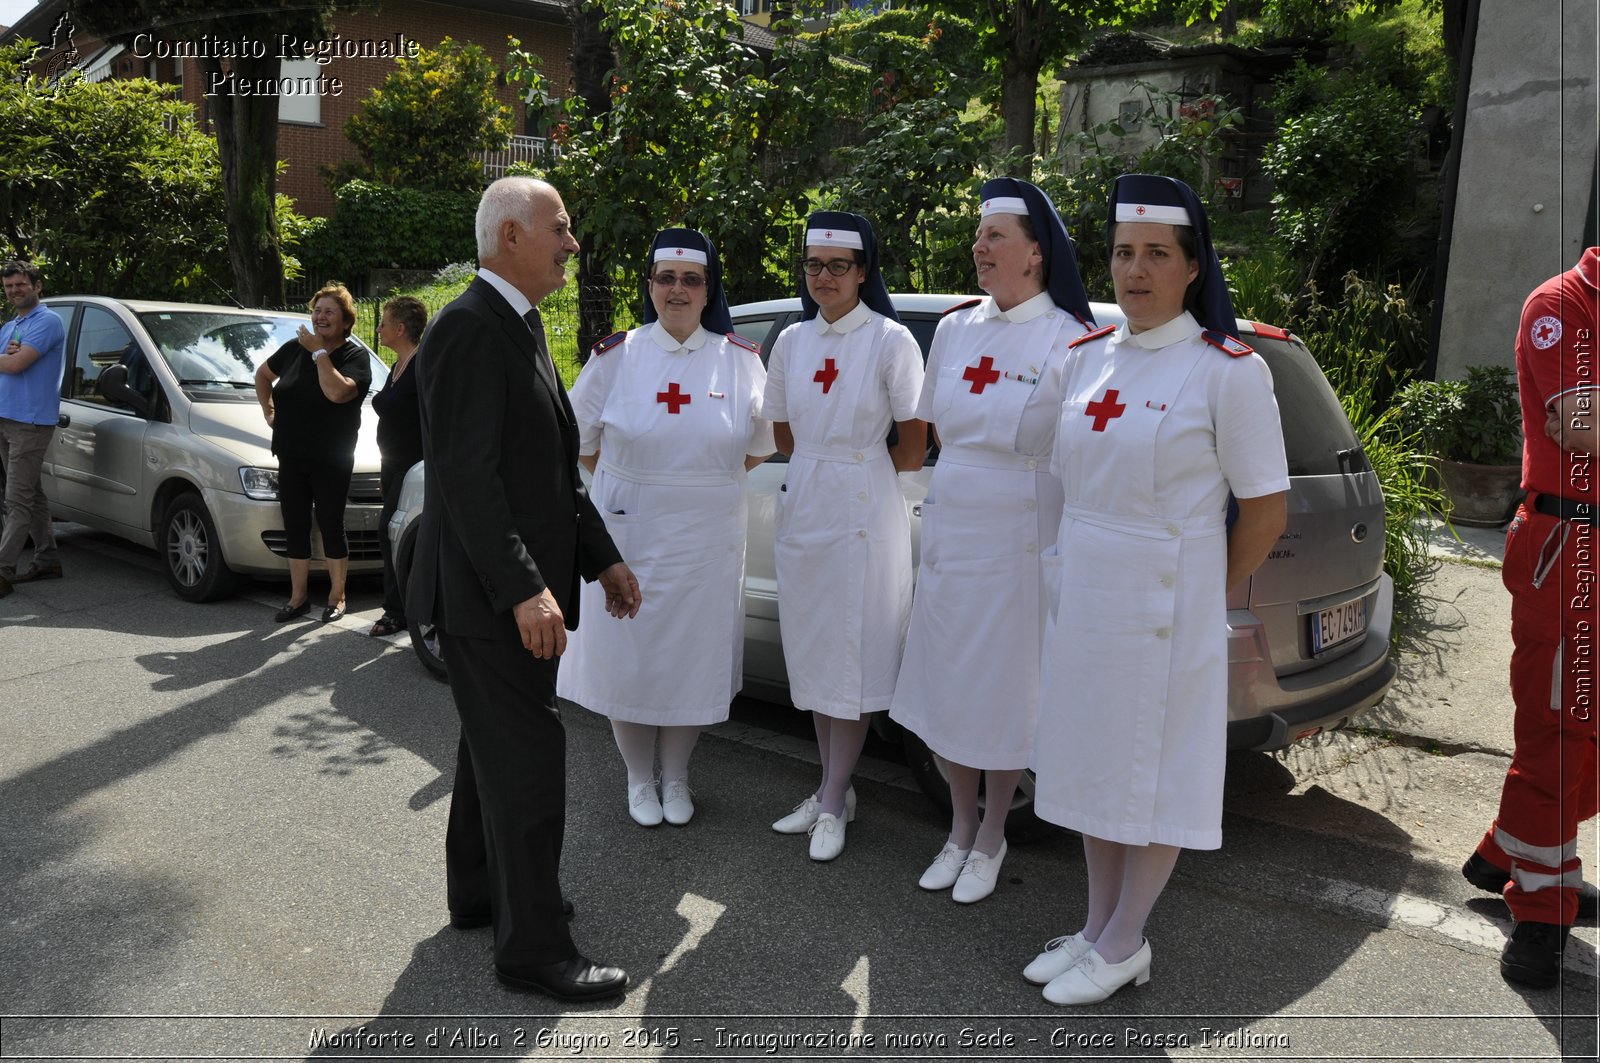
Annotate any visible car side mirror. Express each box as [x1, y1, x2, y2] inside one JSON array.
[[97, 364, 152, 417]]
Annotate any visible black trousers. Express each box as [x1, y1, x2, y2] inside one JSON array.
[[440, 630, 575, 967], [277, 456, 352, 559], [377, 461, 410, 617]]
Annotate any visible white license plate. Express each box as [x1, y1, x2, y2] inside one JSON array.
[[1312, 597, 1367, 653]]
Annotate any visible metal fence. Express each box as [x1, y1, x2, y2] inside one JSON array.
[[479, 135, 556, 182]]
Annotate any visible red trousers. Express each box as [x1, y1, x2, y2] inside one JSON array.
[[1476, 504, 1600, 924]]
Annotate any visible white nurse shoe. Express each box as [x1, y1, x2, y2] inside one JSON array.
[[917, 841, 971, 890], [771, 785, 856, 833], [1042, 940, 1152, 1005], [808, 812, 847, 861], [1022, 931, 1095, 985], [627, 780, 663, 827]]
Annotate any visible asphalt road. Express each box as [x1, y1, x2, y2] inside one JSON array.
[[1, 523, 1595, 1062]]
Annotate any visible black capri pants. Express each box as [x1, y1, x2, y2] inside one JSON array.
[[277, 457, 353, 560]]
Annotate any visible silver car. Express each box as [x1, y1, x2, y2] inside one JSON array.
[[34, 296, 388, 601], [391, 293, 1395, 827]]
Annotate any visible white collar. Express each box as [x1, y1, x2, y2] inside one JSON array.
[[1123, 310, 1203, 350], [810, 299, 873, 336], [477, 268, 535, 320], [982, 291, 1056, 324], [649, 321, 709, 353]]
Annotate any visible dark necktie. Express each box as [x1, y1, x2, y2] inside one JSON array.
[[522, 307, 556, 379]]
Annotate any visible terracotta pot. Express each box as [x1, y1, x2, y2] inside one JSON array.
[[1435, 458, 1525, 527]]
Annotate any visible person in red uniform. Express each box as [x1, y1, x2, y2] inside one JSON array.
[[1463, 246, 1600, 988]]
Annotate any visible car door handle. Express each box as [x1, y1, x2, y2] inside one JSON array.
[[57, 413, 70, 428]]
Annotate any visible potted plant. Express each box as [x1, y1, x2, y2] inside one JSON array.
[[1393, 365, 1525, 526]]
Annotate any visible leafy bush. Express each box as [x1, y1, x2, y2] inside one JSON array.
[[299, 181, 479, 284], [1261, 62, 1420, 286], [342, 37, 512, 192], [1392, 366, 1523, 465]]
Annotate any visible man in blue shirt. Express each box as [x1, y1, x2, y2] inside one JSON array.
[[0, 260, 67, 596]]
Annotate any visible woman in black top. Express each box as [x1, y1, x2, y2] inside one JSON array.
[[369, 296, 428, 637], [253, 283, 372, 623]]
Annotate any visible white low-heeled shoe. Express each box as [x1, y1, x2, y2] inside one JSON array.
[[952, 840, 1006, 904], [917, 841, 971, 891], [627, 781, 663, 827], [1042, 940, 1152, 1005], [771, 785, 856, 834], [1023, 931, 1095, 985], [660, 779, 694, 825], [808, 812, 847, 861]]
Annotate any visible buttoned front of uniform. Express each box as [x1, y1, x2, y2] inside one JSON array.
[[889, 294, 1088, 768], [764, 304, 923, 719], [557, 325, 774, 724]]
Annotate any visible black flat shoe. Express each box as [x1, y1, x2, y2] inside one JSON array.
[[321, 603, 345, 623], [274, 600, 310, 622], [495, 954, 627, 1002]]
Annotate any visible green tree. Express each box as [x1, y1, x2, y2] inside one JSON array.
[[0, 39, 300, 298], [511, 0, 838, 352], [343, 37, 512, 192], [74, 0, 371, 306]]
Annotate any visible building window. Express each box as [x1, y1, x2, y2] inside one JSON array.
[[277, 58, 321, 124]]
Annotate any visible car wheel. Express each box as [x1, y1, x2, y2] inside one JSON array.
[[395, 525, 447, 681], [160, 491, 238, 603], [899, 728, 1057, 843]]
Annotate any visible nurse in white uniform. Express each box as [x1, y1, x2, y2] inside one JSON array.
[[559, 228, 775, 828], [1026, 175, 1289, 1004], [764, 211, 927, 861], [889, 178, 1095, 903]]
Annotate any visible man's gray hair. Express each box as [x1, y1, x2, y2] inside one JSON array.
[[476, 177, 554, 260]]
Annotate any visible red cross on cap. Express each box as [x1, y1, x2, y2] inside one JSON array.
[[674, 248, 684, 256], [824, 230, 833, 238], [981, 200, 989, 209], [1135, 205, 1147, 215]]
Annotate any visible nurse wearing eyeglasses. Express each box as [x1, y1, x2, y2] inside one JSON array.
[[762, 210, 927, 861], [559, 228, 775, 829]]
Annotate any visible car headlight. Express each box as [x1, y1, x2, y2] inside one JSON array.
[[239, 467, 279, 500]]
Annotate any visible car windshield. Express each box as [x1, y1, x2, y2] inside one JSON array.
[[136, 310, 388, 395]]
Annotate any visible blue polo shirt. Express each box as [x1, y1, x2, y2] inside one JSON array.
[[0, 304, 66, 425]]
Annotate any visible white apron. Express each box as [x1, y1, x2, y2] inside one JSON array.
[[890, 297, 1084, 768], [1033, 313, 1286, 850], [558, 326, 773, 725], [764, 306, 923, 720]]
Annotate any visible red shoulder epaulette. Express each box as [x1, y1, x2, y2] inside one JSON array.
[[1068, 324, 1117, 348], [1202, 329, 1254, 358], [726, 332, 761, 354], [589, 330, 627, 356], [943, 297, 984, 316]]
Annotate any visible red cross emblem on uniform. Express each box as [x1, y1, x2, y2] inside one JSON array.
[[1085, 388, 1126, 431], [963, 356, 1001, 394], [824, 230, 833, 239], [1135, 205, 1147, 216], [814, 357, 839, 394], [674, 248, 684, 257], [1537, 322, 1556, 343], [657, 382, 691, 413]]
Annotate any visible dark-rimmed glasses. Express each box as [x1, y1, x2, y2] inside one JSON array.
[[800, 258, 858, 277], [650, 272, 706, 288]]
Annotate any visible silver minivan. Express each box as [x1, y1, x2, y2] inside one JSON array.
[[390, 293, 1395, 825], [34, 296, 388, 601]]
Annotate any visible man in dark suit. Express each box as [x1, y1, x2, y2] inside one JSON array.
[[408, 176, 641, 1002]]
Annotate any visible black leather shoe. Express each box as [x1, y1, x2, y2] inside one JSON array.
[[321, 602, 346, 623], [1501, 921, 1569, 988], [495, 954, 627, 1002], [451, 899, 574, 930], [273, 600, 310, 622], [1463, 853, 1597, 919]]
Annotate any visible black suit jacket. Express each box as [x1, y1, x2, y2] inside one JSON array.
[[408, 277, 621, 641]]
